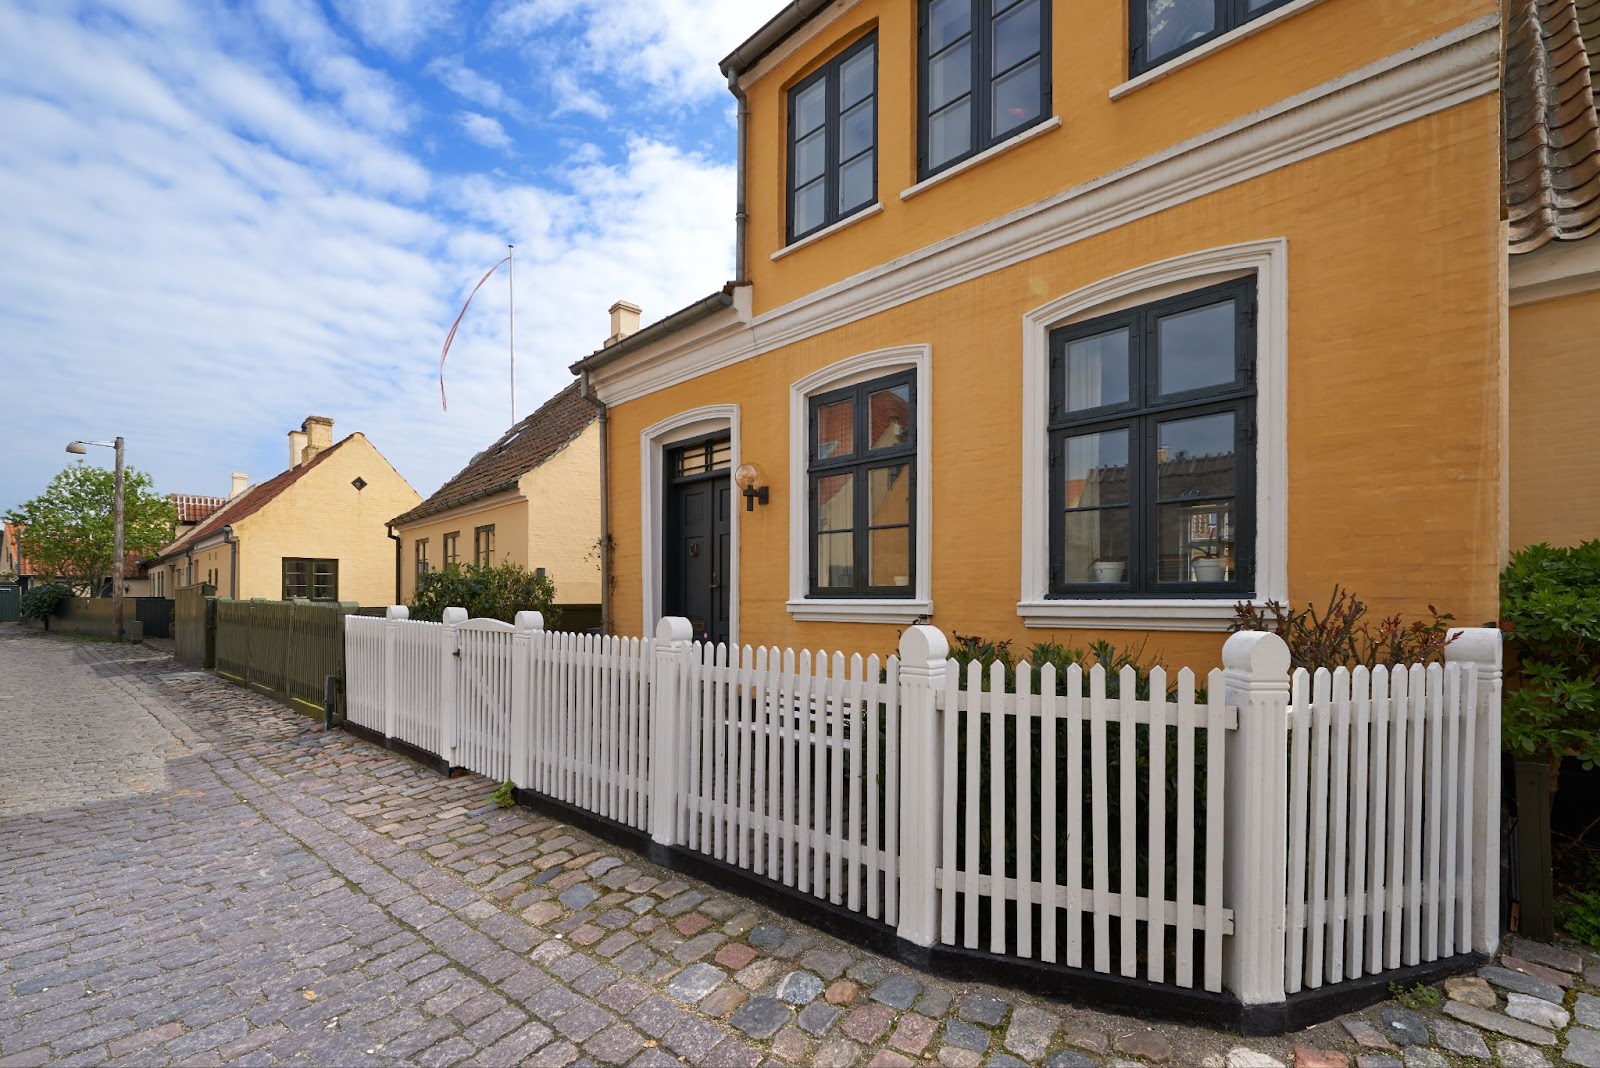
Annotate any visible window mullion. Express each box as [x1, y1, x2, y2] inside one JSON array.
[[825, 67, 840, 228], [974, 0, 990, 150]]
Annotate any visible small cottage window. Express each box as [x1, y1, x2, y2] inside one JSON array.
[[919, 0, 1052, 178], [1129, 0, 1297, 75], [415, 538, 430, 579], [788, 33, 878, 243], [283, 558, 338, 601], [474, 524, 496, 567], [807, 371, 917, 597], [443, 531, 460, 568], [1047, 277, 1255, 597]]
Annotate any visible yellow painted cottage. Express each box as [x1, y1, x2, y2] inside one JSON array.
[[572, 0, 1587, 662], [389, 383, 603, 624], [151, 416, 420, 605]]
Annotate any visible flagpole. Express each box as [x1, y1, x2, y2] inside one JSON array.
[[507, 243, 516, 425]]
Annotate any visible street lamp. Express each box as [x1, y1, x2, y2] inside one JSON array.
[[65, 436, 126, 642]]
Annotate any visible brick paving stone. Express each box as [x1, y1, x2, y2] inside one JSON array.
[[1354, 1057, 1403, 1068], [657, 891, 709, 918], [843, 1003, 898, 1044], [776, 970, 824, 1005], [1430, 1017, 1491, 1060], [890, 1013, 939, 1055], [944, 1020, 993, 1053], [1402, 1049, 1449, 1068], [728, 996, 792, 1040], [771, 1025, 812, 1063], [662, 1013, 725, 1059], [958, 993, 1009, 1027], [1505, 992, 1570, 1030], [816, 1038, 865, 1067], [871, 974, 924, 1010], [1004, 1005, 1059, 1060], [665, 962, 725, 1003], [1508, 939, 1584, 974], [1343, 1020, 1397, 1051], [1044, 1052, 1097, 1068], [586, 1022, 646, 1065], [1496, 1040, 1551, 1068], [1442, 1002, 1557, 1046], [987, 1055, 1029, 1068], [1443, 976, 1498, 1009], [1580, 994, 1600, 1029], [798, 1001, 845, 1037], [1292, 1045, 1350, 1068], [869, 1050, 918, 1068], [749, 923, 788, 950], [674, 913, 713, 937], [1502, 955, 1577, 990], [701, 986, 749, 1019], [826, 979, 862, 1006], [1482, 966, 1567, 1006], [1567, 1029, 1600, 1068], [1113, 1029, 1172, 1064], [1377, 1006, 1429, 1046], [717, 942, 759, 971]]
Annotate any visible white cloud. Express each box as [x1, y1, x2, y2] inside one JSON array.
[[428, 55, 526, 117], [0, 1, 735, 524], [329, 0, 454, 59], [493, 0, 785, 105], [254, 0, 415, 133], [458, 111, 513, 149], [548, 69, 610, 120]]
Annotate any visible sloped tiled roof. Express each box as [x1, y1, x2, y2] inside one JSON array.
[[1506, 0, 1600, 253], [390, 383, 598, 527], [170, 493, 229, 524], [155, 436, 356, 559], [4, 522, 32, 577]]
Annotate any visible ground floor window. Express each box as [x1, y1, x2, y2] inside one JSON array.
[[283, 558, 338, 600], [443, 531, 459, 568], [474, 525, 495, 567], [1048, 277, 1256, 597], [415, 538, 429, 580]]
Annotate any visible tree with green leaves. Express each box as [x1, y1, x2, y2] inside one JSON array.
[[4, 463, 176, 595]]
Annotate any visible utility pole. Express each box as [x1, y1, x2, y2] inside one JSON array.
[[112, 436, 125, 643]]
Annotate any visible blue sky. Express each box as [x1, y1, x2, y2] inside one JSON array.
[[0, 0, 784, 513]]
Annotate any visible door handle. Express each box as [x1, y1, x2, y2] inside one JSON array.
[[710, 566, 719, 590]]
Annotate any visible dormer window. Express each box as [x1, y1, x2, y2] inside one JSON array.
[[1130, 0, 1296, 75], [918, 0, 1051, 179], [787, 33, 878, 244]]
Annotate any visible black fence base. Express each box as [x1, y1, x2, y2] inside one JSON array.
[[330, 728, 1489, 1034], [340, 721, 452, 777]]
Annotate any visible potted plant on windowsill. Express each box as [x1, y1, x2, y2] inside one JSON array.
[[1091, 560, 1126, 583], [1192, 550, 1225, 583]]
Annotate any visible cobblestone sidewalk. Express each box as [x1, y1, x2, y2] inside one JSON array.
[[1, 627, 1597, 1067]]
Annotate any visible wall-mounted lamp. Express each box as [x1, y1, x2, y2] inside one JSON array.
[[734, 463, 769, 512]]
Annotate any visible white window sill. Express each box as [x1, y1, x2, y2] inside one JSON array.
[[771, 203, 884, 261], [1109, 0, 1330, 101], [1017, 598, 1255, 632], [900, 116, 1062, 201], [788, 598, 932, 624]]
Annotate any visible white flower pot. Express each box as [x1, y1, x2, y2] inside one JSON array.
[[1091, 561, 1126, 583], [1192, 558, 1225, 583]]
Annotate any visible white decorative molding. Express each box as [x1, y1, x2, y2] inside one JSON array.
[[788, 345, 934, 623], [899, 117, 1063, 201], [587, 17, 1499, 409], [771, 203, 884, 261], [1508, 238, 1600, 307], [1108, 0, 1334, 101], [639, 405, 742, 645], [1017, 240, 1290, 631]]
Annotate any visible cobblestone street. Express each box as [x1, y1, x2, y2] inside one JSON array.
[[3, 626, 1598, 1068]]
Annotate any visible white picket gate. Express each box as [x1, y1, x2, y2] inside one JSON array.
[[342, 610, 1501, 1011]]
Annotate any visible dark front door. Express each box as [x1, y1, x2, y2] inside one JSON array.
[[664, 436, 731, 646]]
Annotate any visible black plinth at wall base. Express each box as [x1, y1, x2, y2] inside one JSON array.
[[327, 740, 1489, 1035], [338, 721, 451, 777]]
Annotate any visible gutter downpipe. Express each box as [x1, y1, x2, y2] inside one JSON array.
[[729, 68, 749, 285], [387, 523, 402, 606], [577, 376, 611, 635], [222, 526, 237, 599]]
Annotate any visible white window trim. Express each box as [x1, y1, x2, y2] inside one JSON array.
[[1109, 0, 1333, 101], [772, 203, 884, 261], [1018, 239, 1289, 631], [641, 405, 742, 645], [788, 345, 933, 624], [900, 116, 1062, 201]]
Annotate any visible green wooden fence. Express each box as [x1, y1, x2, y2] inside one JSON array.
[[174, 584, 216, 666], [212, 597, 355, 715]]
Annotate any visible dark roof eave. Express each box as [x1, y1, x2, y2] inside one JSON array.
[[570, 290, 736, 377], [718, 0, 837, 79], [389, 479, 521, 528]]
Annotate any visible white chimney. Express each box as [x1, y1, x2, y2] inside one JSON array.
[[605, 301, 641, 347], [288, 429, 308, 469], [230, 473, 249, 499]]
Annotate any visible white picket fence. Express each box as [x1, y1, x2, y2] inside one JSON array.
[[344, 610, 1501, 1009]]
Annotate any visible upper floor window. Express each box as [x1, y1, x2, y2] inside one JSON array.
[[474, 525, 496, 568], [1048, 277, 1256, 597], [1130, 0, 1295, 75], [808, 371, 917, 597], [919, 0, 1051, 178], [788, 33, 878, 243]]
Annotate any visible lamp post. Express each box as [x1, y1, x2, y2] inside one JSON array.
[[65, 436, 126, 642]]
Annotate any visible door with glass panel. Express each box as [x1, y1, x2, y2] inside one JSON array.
[[664, 436, 731, 645]]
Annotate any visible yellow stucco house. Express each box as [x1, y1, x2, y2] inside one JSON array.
[[152, 416, 420, 606], [389, 383, 603, 623], [568, 0, 1586, 662]]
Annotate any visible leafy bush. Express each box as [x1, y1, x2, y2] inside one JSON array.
[[408, 562, 562, 627], [948, 632, 1168, 699], [1230, 586, 1455, 672], [19, 582, 72, 624], [1500, 541, 1600, 775]]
